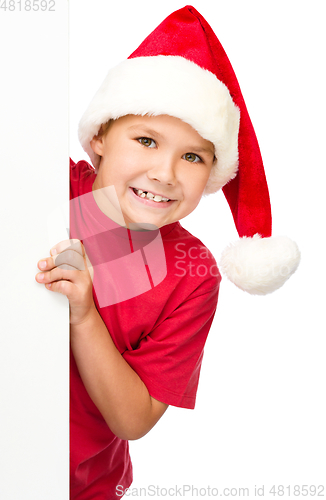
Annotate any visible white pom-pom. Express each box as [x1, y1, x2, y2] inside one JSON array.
[[220, 234, 301, 295]]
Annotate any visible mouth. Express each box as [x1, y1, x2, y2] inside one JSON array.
[[131, 187, 173, 204]]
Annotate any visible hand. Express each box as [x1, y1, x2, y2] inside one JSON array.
[[35, 239, 96, 325]]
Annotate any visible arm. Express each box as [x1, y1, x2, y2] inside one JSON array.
[[70, 307, 168, 440], [35, 239, 168, 440]]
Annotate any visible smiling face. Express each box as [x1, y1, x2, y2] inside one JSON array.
[[90, 114, 216, 229]]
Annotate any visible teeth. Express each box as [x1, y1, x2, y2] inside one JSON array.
[[135, 188, 170, 202]]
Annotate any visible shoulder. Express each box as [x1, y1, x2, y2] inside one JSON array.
[[70, 158, 96, 199], [163, 222, 221, 293]]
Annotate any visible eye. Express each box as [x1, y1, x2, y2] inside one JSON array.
[[138, 137, 156, 148], [183, 153, 202, 163]]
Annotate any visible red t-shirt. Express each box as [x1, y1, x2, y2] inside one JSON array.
[[70, 159, 221, 499]]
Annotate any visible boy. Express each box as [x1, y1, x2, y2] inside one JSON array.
[[36, 5, 299, 499]]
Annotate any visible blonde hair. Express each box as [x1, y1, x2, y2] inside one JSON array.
[[96, 120, 113, 138]]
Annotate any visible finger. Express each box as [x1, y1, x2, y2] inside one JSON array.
[[53, 249, 86, 271], [50, 239, 83, 257], [45, 279, 74, 297], [36, 266, 80, 285], [35, 257, 55, 283], [37, 256, 55, 271]]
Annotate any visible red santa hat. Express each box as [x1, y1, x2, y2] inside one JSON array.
[[78, 5, 300, 295]]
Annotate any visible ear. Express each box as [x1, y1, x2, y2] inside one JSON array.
[[90, 134, 104, 156]]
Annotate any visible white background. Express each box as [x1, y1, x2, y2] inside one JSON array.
[[1, 0, 325, 498], [69, 1, 326, 497]]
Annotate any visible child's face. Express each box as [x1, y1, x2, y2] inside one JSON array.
[[91, 114, 215, 228]]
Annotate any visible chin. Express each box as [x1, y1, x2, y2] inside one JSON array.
[[127, 214, 174, 229]]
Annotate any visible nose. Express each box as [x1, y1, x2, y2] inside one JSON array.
[[146, 154, 177, 186]]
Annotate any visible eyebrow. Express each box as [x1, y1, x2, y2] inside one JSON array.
[[127, 125, 164, 140], [190, 145, 215, 157]]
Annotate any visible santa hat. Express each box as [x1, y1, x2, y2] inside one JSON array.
[[78, 5, 300, 295]]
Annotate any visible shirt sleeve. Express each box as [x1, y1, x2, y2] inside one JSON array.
[[122, 279, 220, 409]]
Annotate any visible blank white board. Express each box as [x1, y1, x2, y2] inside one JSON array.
[[0, 4, 69, 499]]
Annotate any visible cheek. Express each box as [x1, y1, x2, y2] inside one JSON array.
[[111, 151, 146, 180], [99, 157, 136, 186], [184, 169, 210, 197], [181, 186, 205, 217]]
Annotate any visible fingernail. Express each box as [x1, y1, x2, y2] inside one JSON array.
[[39, 261, 46, 269], [50, 248, 57, 256], [38, 273, 44, 280]]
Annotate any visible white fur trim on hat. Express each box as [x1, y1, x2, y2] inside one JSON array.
[[219, 235, 301, 295], [78, 55, 240, 194]]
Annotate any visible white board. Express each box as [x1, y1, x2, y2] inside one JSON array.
[[0, 3, 69, 499]]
